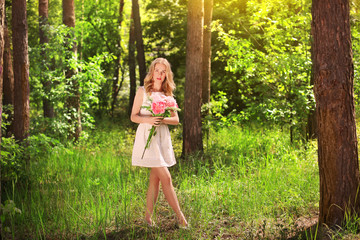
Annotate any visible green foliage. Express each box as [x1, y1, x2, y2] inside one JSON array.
[[74, 0, 129, 111], [215, 0, 313, 141], [26, 0, 131, 140], [23, 0, 360, 144], [25, 134, 62, 161], [8, 0, 360, 238], [202, 91, 246, 132], [1, 137, 24, 181], [3, 122, 319, 239], [68, 53, 115, 109], [1, 104, 13, 133], [1, 129, 63, 182], [144, 0, 187, 66], [1, 200, 22, 237], [29, 24, 114, 139]]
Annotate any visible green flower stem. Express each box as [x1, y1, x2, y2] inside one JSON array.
[[141, 126, 156, 159]]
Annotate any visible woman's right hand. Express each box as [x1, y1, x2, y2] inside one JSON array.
[[146, 116, 164, 126]]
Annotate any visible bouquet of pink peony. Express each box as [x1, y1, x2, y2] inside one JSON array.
[[141, 95, 180, 159]]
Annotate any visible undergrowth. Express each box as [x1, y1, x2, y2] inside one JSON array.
[[2, 121, 320, 239]]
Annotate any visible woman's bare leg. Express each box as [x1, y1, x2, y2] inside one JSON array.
[[152, 167, 188, 226], [145, 168, 160, 224]]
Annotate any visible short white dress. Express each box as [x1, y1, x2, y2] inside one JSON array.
[[131, 87, 177, 168]]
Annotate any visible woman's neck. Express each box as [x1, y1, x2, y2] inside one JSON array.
[[152, 83, 162, 92]]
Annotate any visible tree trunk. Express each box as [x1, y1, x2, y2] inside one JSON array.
[[131, 0, 146, 86], [3, 19, 13, 107], [63, 0, 75, 28], [63, 0, 81, 141], [0, 0, 5, 236], [39, 0, 54, 118], [201, 0, 212, 105], [111, 0, 125, 115], [307, 109, 316, 140], [3, 18, 14, 136], [128, 12, 136, 116], [312, 0, 360, 227], [78, 0, 84, 61], [183, 0, 204, 155], [12, 0, 30, 142]]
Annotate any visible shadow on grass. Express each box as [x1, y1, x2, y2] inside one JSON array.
[[286, 219, 342, 240], [287, 223, 321, 240], [80, 220, 191, 240]]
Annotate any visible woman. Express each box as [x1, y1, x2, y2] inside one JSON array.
[[130, 58, 188, 228]]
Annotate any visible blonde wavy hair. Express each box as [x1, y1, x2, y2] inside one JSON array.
[[144, 58, 176, 96]]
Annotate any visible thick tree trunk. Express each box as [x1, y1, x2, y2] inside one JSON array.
[[0, 0, 5, 236], [63, 0, 81, 141], [201, 0, 212, 105], [128, 13, 136, 116], [131, 0, 146, 86], [183, 0, 204, 155], [3, 19, 14, 136], [63, 0, 75, 28], [312, 0, 360, 227], [39, 0, 54, 118], [111, 0, 125, 115], [12, 0, 30, 142]]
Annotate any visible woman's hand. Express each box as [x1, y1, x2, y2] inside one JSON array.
[[130, 87, 179, 126], [161, 110, 179, 125], [147, 116, 164, 126]]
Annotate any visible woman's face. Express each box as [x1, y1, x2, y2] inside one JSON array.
[[153, 63, 166, 84]]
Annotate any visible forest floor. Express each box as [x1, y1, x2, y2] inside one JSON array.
[[2, 120, 360, 239]]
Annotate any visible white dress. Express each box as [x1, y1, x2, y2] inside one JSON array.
[[131, 87, 177, 168]]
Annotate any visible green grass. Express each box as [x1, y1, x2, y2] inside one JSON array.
[[3, 122, 320, 239]]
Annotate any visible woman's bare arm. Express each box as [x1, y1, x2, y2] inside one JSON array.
[[130, 88, 163, 126], [161, 110, 179, 125]]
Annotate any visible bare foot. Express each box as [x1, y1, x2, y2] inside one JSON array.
[[177, 212, 189, 228], [145, 217, 155, 227]]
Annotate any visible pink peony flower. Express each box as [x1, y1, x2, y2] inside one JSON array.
[[152, 94, 164, 103], [151, 101, 166, 114], [141, 94, 180, 159], [165, 97, 178, 108]]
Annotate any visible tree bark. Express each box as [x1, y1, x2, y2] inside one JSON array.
[[128, 12, 136, 116], [78, 0, 84, 61], [201, 0, 212, 105], [132, 0, 146, 86], [0, 0, 5, 236], [3, 19, 13, 108], [39, 0, 54, 118], [312, 0, 360, 227], [63, 0, 75, 28], [63, 0, 81, 141], [12, 0, 30, 142], [3, 18, 14, 136], [183, 0, 204, 155]]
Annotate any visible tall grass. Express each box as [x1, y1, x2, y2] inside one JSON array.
[[3, 122, 319, 239]]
